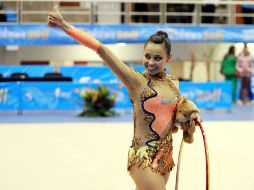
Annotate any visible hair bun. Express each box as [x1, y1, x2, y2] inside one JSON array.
[[156, 30, 168, 38], [145, 30, 171, 54]]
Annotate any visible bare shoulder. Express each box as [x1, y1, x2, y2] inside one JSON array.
[[167, 74, 179, 81], [166, 74, 179, 89]]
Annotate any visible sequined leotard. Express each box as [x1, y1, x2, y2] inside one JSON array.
[[127, 72, 180, 175], [49, 13, 182, 177], [97, 45, 180, 175]]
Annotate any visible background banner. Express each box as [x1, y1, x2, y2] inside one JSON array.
[[0, 82, 20, 110], [1, 25, 254, 45], [0, 81, 232, 111], [180, 82, 232, 109]]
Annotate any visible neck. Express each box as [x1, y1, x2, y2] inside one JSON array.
[[145, 69, 167, 80]]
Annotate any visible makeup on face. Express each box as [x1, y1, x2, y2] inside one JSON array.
[[143, 42, 170, 75]]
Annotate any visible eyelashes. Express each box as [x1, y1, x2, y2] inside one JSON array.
[[144, 54, 162, 61], [154, 56, 162, 61], [145, 54, 151, 59]]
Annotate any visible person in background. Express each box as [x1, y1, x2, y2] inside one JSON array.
[[131, 3, 149, 23], [201, 4, 216, 23], [220, 46, 237, 103], [167, 4, 194, 23], [241, 4, 254, 24], [236, 43, 253, 104], [0, 3, 7, 22]]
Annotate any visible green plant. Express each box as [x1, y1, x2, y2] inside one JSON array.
[[79, 85, 117, 117]]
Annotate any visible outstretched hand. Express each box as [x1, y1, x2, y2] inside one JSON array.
[[190, 112, 202, 125], [48, 5, 64, 28]]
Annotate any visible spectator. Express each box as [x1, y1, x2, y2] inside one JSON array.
[[220, 46, 238, 103], [201, 4, 216, 23], [241, 4, 254, 24], [0, 3, 7, 22], [167, 4, 194, 23], [236, 43, 253, 104], [131, 3, 149, 23]]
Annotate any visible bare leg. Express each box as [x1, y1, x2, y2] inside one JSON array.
[[130, 165, 166, 190]]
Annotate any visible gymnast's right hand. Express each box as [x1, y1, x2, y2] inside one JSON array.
[[48, 5, 64, 28], [48, 5, 72, 33]]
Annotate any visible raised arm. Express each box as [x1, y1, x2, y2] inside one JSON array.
[[48, 6, 145, 91]]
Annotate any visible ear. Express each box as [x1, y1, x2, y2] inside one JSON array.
[[166, 53, 172, 62]]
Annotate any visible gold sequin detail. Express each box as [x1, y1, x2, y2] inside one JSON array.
[[144, 113, 154, 125], [128, 133, 174, 175], [128, 71, 179, 175], [146, 130, 158, 140], [140, 88, 155, 102], [143, 71, 181, 100], [165, 75, 181, 100], [131, 137, 141, 148]]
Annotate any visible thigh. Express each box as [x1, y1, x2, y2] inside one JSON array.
[[129, 165, 166, 190], [163, 172, 170, 184]]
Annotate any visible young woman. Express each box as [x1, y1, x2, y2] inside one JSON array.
[[48, 6, 197, 190], [236, 44, 253, 104], [220, 46, 237, 102]]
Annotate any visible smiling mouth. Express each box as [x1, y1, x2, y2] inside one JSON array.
[[146, 66, 158, 71]]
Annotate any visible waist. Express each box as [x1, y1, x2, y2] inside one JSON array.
[[131, 133, 173, 150]]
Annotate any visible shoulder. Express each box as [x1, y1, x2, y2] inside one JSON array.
[[167, 74, 179, 88], [238, 53, 244, 58], [229, 55, 237, 61], [167, 74, 179, 81]]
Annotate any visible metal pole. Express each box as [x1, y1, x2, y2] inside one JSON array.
[[159, 3, 167, 24], [194, 4, 201, 25]]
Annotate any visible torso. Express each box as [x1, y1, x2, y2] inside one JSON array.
[[128, 71, 180, 175], [96, 45, 181, 175], [238, 53, 253, 76], [130, 71, 180, 146]]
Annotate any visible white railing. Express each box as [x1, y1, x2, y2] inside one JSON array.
[[0, 0, 254, 25]]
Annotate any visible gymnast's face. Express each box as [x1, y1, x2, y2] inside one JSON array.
[[143, 42, 171, 75]]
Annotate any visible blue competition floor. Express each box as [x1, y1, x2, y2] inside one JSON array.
[[0, 104, 253, 123]]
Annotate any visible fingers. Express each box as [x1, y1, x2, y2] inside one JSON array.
[[54, 5, 58, 11], [195, 113, 202, 123], [47, 4, 63, 21], [48, 13, 58, 20], [47, 11, 62, 27], [48, 20, 58, 27], [53, 4, 63, 19], [54, 5, 62, 16], [47, 14, 56, 25], [197, 116, 202, 123], [48, 15, 59, 24], [190, 112, 202, 126]]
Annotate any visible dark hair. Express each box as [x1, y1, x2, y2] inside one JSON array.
[[144, 30, 171, 54], [224, 46, 235, 59]]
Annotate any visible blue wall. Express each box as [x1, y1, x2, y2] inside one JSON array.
[[0, 65, 233, 111]]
